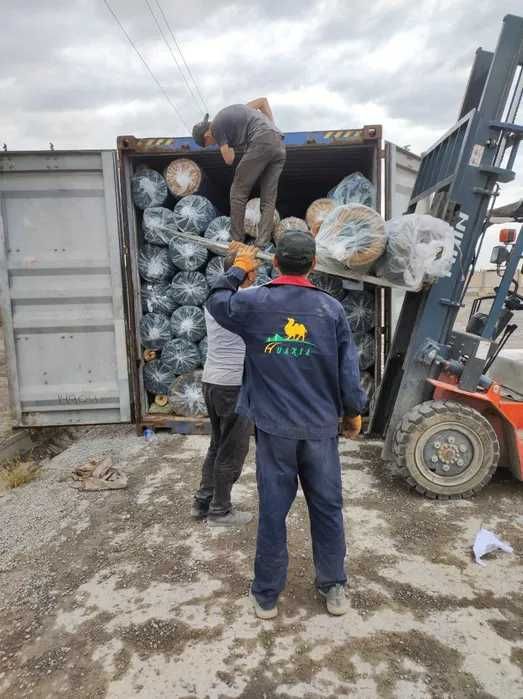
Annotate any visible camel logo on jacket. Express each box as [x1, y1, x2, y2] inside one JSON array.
[[264, 318, 315, 357]]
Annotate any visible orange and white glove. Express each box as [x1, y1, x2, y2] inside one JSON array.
[[342, 415, 362, 439], [228, 241, 260, 274]]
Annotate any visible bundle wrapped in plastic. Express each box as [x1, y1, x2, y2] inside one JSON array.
[[274, 217, 309, 243], [377, 214, 456, 288], [353, 332, 375, 371], [205, 216, 232, 244], [141, 282, 178, 315], [342, 290, 375, 333], [164, 158, 203, 198], [131, 166, 168, 210], [143, 360, 177, 395], [254, 267, 272, 286], [244, 198, 280, 238], [173, 195, 217, 234], [316, 204, 386, 272], [309, 271, 347, 302], [328, 172, 376, 208], [199, 336, 208, 364], [142, 207, 178, 246], [169, 370, 208, 417], [205, 256, 225, 287], [140, 312, 172, 349], [170, 305, 206, 342], [168, 235, 208, 271], [161, 337, 201, 374], [171, 271, 209, 306], [138, 244, 175, 282], [305, 198, 336, 233], [360, 371, 374, 415]]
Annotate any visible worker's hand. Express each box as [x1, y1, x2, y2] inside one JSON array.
[[228, 242, 260, 274], [342, 415, 362, 439]]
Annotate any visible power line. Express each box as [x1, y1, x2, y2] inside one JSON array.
[[153, 0, 210, 115], [103, 0, 190, 132]]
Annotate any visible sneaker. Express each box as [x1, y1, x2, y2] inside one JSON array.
[[207, 510, 253, 527], [318, 584, 349, 616], [191, 500, 209, 519], [249, 590, 278, 619]]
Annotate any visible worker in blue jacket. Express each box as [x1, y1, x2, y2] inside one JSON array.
[[206, 231, 366, 618]]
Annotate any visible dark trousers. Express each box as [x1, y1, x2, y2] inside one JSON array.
[[252, 429, 347, 609], [194, 383, 251, 516], [230, 132, 286, 247]]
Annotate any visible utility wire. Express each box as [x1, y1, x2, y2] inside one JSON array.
[[103, 0, 190, 132], [153, 0, 210, 115]]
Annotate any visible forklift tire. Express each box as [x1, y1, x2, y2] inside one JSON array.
[[393, 400, 500, 499]]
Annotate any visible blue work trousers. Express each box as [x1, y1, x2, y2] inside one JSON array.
[[252, 429, 347, 609]]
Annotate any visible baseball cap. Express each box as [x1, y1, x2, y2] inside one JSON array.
[[192, 114, 210, 147], [275, 230, 316, 266]]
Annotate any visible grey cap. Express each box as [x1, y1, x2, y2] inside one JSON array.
[[275, 230, 316, 267], [192, 114, 210, 147]]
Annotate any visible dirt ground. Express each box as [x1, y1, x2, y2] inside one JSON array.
[[0, 426, 521, 699]]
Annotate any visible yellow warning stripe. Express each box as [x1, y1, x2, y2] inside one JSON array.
[[324, 130, 363, 140], [139, 138, 173, 148]]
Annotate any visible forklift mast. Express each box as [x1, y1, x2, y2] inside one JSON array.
[[371, 14, 523, 457]]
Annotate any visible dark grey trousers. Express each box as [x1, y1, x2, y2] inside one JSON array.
[[194, 383, 251, 515], [230, 132, 286, 247]]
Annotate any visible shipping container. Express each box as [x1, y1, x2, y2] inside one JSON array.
[[0, 128, 419, 432]]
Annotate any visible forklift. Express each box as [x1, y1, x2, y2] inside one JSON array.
[[370, 14, 523, 498]]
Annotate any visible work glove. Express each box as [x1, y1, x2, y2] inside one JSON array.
[[342, 415, 362, 439], [229, 241, 260, 274]]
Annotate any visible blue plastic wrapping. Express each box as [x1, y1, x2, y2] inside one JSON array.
[[173, 195, 217, 234], [244, 198, 280, 238], [205, 256, 225, 288], [169, 370, 208, 417], [142, 207, 178, 246], [205, 216, 232, 244], [171, 271, 209, 306], [309, 271, 347, 302], [353, 332, 375, 371], [360, 370, 374, 415], [161, 337, 201, 374], [131, 167, 168, 210], [141, 282, 178, 315], [342, 290, 375, 333], [328, 172, 376, 208], [199, 335, 208, 365], [140, 312, 172, 350], [254, 267, 272, 286], [168, 235, 208, 271], [142, 359, 177, 395], [138, 244, 176, 282], [170, 305, 206, 342]]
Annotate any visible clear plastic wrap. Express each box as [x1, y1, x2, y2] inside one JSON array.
[[131, 166, 168, 210], [142, 359, 178, 395], [342, 290, 375, 333], [173, 195, 217, 234], [170, 305, 206, 342], [316, 204, 386, 272], [138, 244, 176, 282], [142, 207, 178, 246], [378, 214, 456, 288], [360, 370, 374, 415], [199, 335, 208, 364], [309, 271, 347, 302], [140, 312, 172, 349], [274, 217, 309, 244], [171, 271, 209, 306], [305, 198, 336, 232], [244, 198, 280, 238], [169, 370, 208, 417], [164, 158, 202, 198], [141, 282, 178, 315], [353, 332, 375, 371], [254, 267, 272, 286], [205, 216, 232, 244], [168, 235, 208, 271], [328, 172, 376, 208], [205, 256, 225, 288], [161, 337, 201, 374]]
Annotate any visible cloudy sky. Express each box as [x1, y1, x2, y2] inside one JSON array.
[[3, 0, 522, 265]]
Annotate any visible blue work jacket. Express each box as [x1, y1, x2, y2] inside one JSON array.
[[206, 268, 367, 440]]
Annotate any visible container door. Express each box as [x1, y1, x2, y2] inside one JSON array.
[[0, 150, 131, 426]]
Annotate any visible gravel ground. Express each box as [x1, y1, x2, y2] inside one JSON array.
[[0, 426, 522, 698]]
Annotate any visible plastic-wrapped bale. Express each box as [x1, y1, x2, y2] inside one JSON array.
[[142, 360, 177, 395], [138, 244, 175, 283], [328, 172, 376, 208], [161, 337, 201, 374], [168, 235, 208, 271], [309, 271, 346, 302], [353, 332, 375, 371], [305, 198, 336, 233], [254, 267, 272, 286], [199, 336, 208, 365], [131, 166, 168, 210], [141, 282, 178, 315], [173, 195, 217, 234], [169, 370, 208, 417], [360, 371, 374, 415], [164, 158, 203, 198], [205, 216, 231, 244], [170, 305, 206, 342], [244, 198, 280, 239], [342, 290, 375, 333], [377, 214, 456, 288], [171, 271, 209, 306], [316, 204, 386, 272], [142, 207, 178, 246], [274, 217, 309, 244], [205, 256, 225, 288], [140, 312, 172, 350]]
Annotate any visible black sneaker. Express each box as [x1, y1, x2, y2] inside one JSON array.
[[191, 500, 209, 519]]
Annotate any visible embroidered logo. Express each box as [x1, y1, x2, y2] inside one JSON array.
[[264, 318, 315, 357]]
